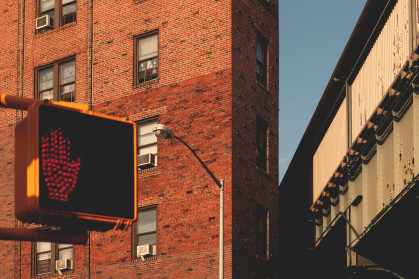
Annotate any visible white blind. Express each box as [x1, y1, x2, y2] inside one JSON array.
[[138, 35, 158, 61]]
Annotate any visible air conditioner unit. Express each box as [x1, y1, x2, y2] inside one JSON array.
[[36, 15, 53, 30], [137, 244, 153, 257], [56, 259, 73, 271], [138, 153, 156, 168]]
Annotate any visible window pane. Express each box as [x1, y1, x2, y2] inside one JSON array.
[[60, 83, 75, 94], [41, 10, 55, 23], [37, 258, 51, 275], [138, 35, 158, 61], [138, 209, 156, 234], [257, 40, 266, 64], [138, 121, 158, 147], [145, 58, 158, 69], [58, 248, 74, 260], [40, 89, 54, 101], [40, 68, 54, 91], [37, 242, 51, 253], [139, 144, 157, 156], [139, 133, 157, 147], [256, 118, 268, 169], [256, 205, 268, 256], [58, 243, 73, 249], [62, 0, 76, 4], [63, 2, 76, 16], [37, 252, 51, 261], [256, 63, 261, 75], [40, 0, 55, 12], [138, 120, 157, 135], [61, 61, 75, 84], [138, 233, 157, 245]]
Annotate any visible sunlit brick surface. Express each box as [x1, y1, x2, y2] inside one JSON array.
[[0, 0, 278, 278]]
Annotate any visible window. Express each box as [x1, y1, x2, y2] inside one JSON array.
[[256, 204, 268, 258], [256, 117, 268, 171], [61, 0, 77, 25], [135, 33, 159, 85], [38, 0, 77, 29], [137, 119, 158, 169], [133, 207, 157, 259], [37, 59, 76, 102], [256, 33, 268, 86], [34, 242, 73, 275]]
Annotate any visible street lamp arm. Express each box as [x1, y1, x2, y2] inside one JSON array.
[[152, 124, 224, 278], [174, 135, 222, 189]]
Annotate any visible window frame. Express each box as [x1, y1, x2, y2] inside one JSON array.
[[256, 116, 269, 171], [132, 206, 158, 259], [32, 241, 74, 276], [256, 32, 268, 87], [136, 117, 159, 169], [256, 204, 268, 258], [134, 31, 159, 86], [37, 0, 77, 30], [35, 57, 76, 102]]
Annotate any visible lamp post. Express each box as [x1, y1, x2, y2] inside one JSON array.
[[153, 124, 224, 279]]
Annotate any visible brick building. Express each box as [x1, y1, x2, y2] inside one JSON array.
[[0, 0, 279, 278]]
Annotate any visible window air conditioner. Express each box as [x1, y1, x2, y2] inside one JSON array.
[[137, 244, 156, 257], [56, 259, 73, 271], [138, 153, 156, 168], [36, 15, 53, 30]]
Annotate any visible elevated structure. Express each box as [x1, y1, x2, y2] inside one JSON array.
[[280, 0, 419, 278]]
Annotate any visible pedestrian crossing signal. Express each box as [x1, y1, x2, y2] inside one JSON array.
[[15, 102, 137, 231]]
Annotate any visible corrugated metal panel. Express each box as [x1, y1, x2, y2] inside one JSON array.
[[313, 98, 347, 202], [349, 177, 363, 235], [395, 107, 415, 193], [363, 154, 378, 225], [351, 0, 410, 143], [319, 103, 418, 244], [417, 0, 419, 45], [383, 128, 395, 205]]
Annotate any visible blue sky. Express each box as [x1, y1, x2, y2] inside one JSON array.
[[278, 0, 367, 183]]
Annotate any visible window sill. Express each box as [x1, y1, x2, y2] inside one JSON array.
[[138, 166, 161, 177], [131, 254, 160, 264], [134, 78, 159, 90], [36, 21, 77, 36], [256, 254, 269, 262], [256, 80, 270, 93], [32, 270, 74, 279], [256, 165, 269, 176]]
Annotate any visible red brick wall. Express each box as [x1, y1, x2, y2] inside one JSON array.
[[91, 0, 232, 105], [0, 2, 21, 278], [0, 0, 278, 278], [232, 0, 279, 278]]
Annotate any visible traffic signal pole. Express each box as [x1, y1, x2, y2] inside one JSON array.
[[0, 94, 88, 244], [0, 227, 88, 244], [0, 94, 88, 111], [0, 94, 41, 110]]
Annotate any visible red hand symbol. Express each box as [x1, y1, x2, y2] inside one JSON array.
[[41, 128, 81, 202]]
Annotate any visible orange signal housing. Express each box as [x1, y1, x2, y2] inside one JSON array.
[[15, 101, 137, 231]]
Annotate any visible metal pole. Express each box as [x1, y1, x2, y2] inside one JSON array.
[[0, 94, 89, 112], [0, 94, 41, 111], [219, 179, 224, 279], [170, 132, 224, 278], [174, 136, 222, 189]]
